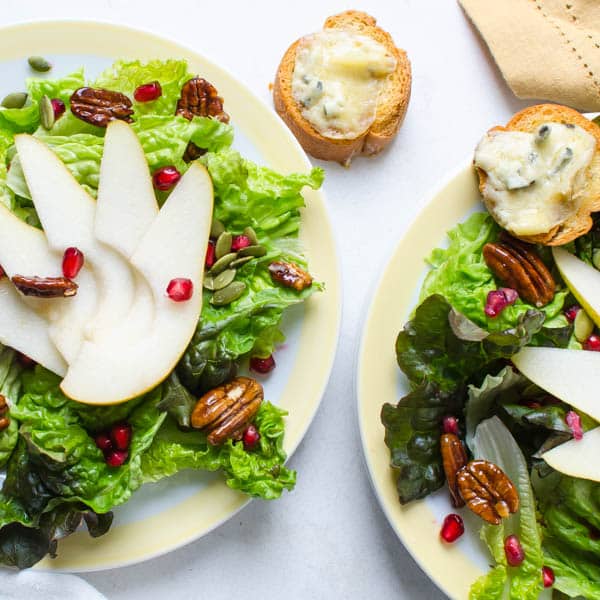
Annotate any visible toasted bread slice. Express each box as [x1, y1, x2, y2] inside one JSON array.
[[273, 11, 411, 166], [477, 104, 600, 246]]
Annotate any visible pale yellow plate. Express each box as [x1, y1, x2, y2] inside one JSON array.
[[357, 163, 486, 600], [0, 21, 340, 571]]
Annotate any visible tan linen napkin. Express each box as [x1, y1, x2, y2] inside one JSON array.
[[459, 0, 600, 111]]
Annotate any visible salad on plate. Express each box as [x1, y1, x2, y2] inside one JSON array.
[[382, 104, 600, 599], [0, 57, 323, 568]]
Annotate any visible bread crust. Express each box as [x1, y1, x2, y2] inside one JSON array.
[[477, 104, 600, 246], [273, 10, 411, 165]]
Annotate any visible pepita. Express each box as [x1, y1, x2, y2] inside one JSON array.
[[238, 244, 266, 258], [210, 219, 225, 239], [1, 92, 27, 109], [39, 95, 54, 130], [28, 56, 51, 72], [593, 248, 600, 271], [211, 281, 246, 306], [203, 275, 215, 291], [215, 231, 232, 259], [574, 309, 594, 343], [243, 226, 258, 245], [213, 268, 237, 290], [209, 252, 237, 275], [230, 256, 254, 269]]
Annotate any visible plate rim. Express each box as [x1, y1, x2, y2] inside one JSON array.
[[0, 18, 342, 571], [356, 157, 484, 600]]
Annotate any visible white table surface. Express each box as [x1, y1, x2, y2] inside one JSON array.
[[0, 1, 536, 598]]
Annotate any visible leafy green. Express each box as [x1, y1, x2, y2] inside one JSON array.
[[396, 294, 544, 392], [5, 367, 165, 515], [158, 372, 196, 429], [0, 347, 23, 467], [471, 417, 543, 600], [142, 402, 295, 499], [419, 212, 569, 332]]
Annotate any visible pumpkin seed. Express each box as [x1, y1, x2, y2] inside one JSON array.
[[203, 275, 215, 291], [39, 95, 54, 130], [1, 92, 27, 109], [574, 309, 594, 343], [209, 252, 237, 275], [28, 55, 51, 72], [238, 244, 266, 258], [210, 219, 225, 239], [211, 281, 246, 306], [230, 256, 254, 269], [215, 231, 232, 259], [243, 226, 258, 245], [213, 268, 236, 290], [593, 249, 600, 271]]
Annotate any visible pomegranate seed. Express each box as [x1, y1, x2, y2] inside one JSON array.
[[110, 422, 132, 451], [542, 566, 555, 588], [105, 449, 128, 468], [153, 166, 181, 191], [442, 415, 460, 435], [485, 288, 518, 317], [16, 352, 36, 368], [242, 425, 261, 450], [94, 432, 112, 452], [565, 304, 581, 322], [166, 278, 193, 302], [249, 354, 276, 374], [134, 81, 162, 102], [205, 241, 216, 269], [440, 514, 464, 543], [566, 410, 583, 440], [504, 534, 525, 566], [0, 265, 5, 279], [62, 247, 84, 278], [231, 235, 251, 251], [51, 98, 65, 120], [584, 333, 600, 351]]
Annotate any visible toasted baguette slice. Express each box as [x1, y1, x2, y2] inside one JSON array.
[[273, 11, 411, 166], [477, 104, 600, 246]]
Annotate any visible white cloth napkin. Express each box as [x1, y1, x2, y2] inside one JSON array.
[[0, 569, 106, 599]]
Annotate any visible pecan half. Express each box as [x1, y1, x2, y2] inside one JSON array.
[[70, 87, 134, 127], [457, 459, 519, 525], [440, 433, 467, 508], [483, 235, 555, 307], [268, 261, 313, 291], [12, 275, 77, 298], [191, 376, 263, 445], [176, 77, 229, 123], [0, 394, 9, 432]]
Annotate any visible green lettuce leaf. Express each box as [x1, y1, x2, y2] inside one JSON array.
[[396, 294, 544, 392], [471, 417, 543, 600], [141, 402, 295, 499], [5, 367, 165, 515], [420, 212, 569, 333]]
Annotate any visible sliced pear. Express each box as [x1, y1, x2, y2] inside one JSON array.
[[0, 279, 66, 376], [542, 427, 600, 481], [553, 247, 600, 326], [14, 133, 136, 357], [95, 120, 158, 258], [60, 163, 213, 404], [512, 346, 600, 422]]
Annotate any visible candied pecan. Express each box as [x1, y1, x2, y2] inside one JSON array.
[[70, 87, 134, 127], [191, 376, 263, 445], [268, 261, 313, 291], [457, 459, 519, 525], [176, 77, 229, 123], [440, 433, 467, 508], [483, 235, 555, 307], [12, 275, 78, 298]]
